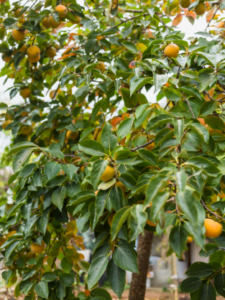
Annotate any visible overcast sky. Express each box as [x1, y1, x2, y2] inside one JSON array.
[[0, 1, 218, 154]]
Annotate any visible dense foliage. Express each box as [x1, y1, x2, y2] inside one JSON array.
[[1, 0, 225, 299]]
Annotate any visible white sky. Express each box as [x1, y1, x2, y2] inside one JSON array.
[[0, 1, 219, 153]]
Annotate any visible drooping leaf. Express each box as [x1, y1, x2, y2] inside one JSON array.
[[169, 224, 188, 257], [87, 255, 109, 289], [107, 259, 125, 299], [113, 240, 139, 273]]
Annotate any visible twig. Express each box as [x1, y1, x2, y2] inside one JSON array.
[[201, 199, 224, 220], [37, 146, 67, 165], [131, 139, 155, 152], [115, 13, 149, 27], [164, 101, 170, 110], [176, 66, 181, 79], [84, 0, 92, 15], [205, 1, 222, 31], [156, 13, 169, 28], [204, 91, 225, 104], [182, 93, 196, 119], [167, 197, 175, 203], [124, 9, 144, 13], [208, 265, 225, 280]]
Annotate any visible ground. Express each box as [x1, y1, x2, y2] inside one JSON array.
[[108, 288, 225, 300], [0, 287, 224, 299]]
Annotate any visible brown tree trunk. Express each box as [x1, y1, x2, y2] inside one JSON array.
[[129, 230, 154, 300]]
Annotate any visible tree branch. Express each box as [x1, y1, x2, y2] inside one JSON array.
[[201, 199, 224, 220], [115, 13, 149, 27], [205, 1, 222, 31], [124, 9, 144, 13], [131, 139, 155, 152], [182, 93, 196, 119]]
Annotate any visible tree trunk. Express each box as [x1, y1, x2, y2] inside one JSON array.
[[129, 230, 154, 300]]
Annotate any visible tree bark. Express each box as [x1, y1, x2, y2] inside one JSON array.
[[129, 230, 154, 300]]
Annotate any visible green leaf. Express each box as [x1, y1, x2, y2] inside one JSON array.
[[185, 262, 213, 278], [199, 282, 216, 300], [199, 72, 215, 92], [22, 270, 37, 281], [163, 86, 181, 102], [199, 244, 218, 257], [98, 178, 116, 190], [111, 207, 131, 241], [119, 173, 136, 189], [154, 73, 168, 92], [200, 101, 217, 117], [91, 160, 108, 190], [151, 191, 169, 220], [87, 256, 109, 289], [48, 149, 64, 159], [113, 240, 139, 273], [184, 222, 205, 249], [173, 119, 184, 144], [176, 190, 197, 224], [62, 164, 78, 180], [144, 174, 169, 208], [180, 277, 202, 293], [135, 104, 149, 119], [185, 156, 221, 177], [130, 204, 148, 241], [34, 281, 49, 299], [7, 141, 36, 156], [130, 77, 152, 96], [33, 169, 42, 187], [59, 272, 74, 286], [197, 52, 217, 67], [121, 88, 138, 108], [36, 208, 49, 235], [90, 288, 112, 300], [44, 161, 61, 180], [95, 190, 110, 229], [117, 118, 133, 139], [176, 170, 187, 192], [204, 116, 225, 131], [214, 273, 225, 297], [13, 148, 35, 172], [187, 123, 209, 143], [68, 190, 96, 206], [107, 259, 125, 299], [3, 18, 17, 27], [75, 85, 90, 99], [21, 163, 36, 178], [101, 122, 118, 151], [56, 282, 66, 300], [146, 114, 173, 131], [211, 202, 225, 214], [79, 140, 105, 157], [122, 42, 137, 53], [2, 270, 12, 283], [61, 257, 73, 273], [169, 224, 188, 257], [180, 86, 202, 101], [109, 186, 123, 212], [92, 232, 110, 254], [42, 272, 58, 282], [137, 149, 157, 166], [52, 186, 66, 211], [5, 241, 20, 259], [209, 250, 225, 264]]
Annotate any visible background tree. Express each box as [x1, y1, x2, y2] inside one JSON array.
[[0, 0, 225, 300]]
